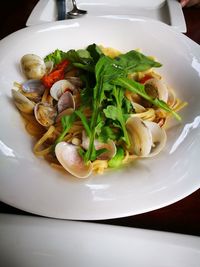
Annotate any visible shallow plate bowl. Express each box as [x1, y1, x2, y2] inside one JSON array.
[[0, 16, 199, 219]]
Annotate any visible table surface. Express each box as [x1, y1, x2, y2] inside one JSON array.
[[0, 0, 200, 237]]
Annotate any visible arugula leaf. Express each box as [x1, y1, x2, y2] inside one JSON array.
[[44, 49, 68, 65], [78, 147, 86, 159], [113, 50, 162, 74], [92, 148, 108, 161], [86, 43, 102, 64], [79, 146, 107, 162], [64, 49, 91, 63], [75, 110, 91, 137], [153, 98, 181, 120], [92, 49, 161, 86], [44, 48, 94, 71], [55, 113, 77, 144], [122, 97, 132, 114], [78, 146, 107, 162], [103, 105, 118, 120], [76, 49, 91, 59], [57, 49, 94, 72], [98, 126, 118, 143], [95, 119, 105, 136], [108, 146, 125, 168], [80, 70, 96, 108], [103, 86, 130, 146], [80, 86, 93, 107], [83, 57, 111, 162]]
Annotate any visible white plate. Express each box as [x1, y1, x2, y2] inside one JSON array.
[[0, 214, 200, 267], [0, 16, 200, 220], [26, 0, 186, 32]]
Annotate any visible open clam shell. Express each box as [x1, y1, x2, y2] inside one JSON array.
[[50, 79, 75, 101], [34, 102, 57, 127], [22, 79, 45, 94], [144, 78, 169, 103], [97, 140, 116, 160], [57, 91, 75, 113], [12, 89, 35, 114], [126, 117, 167, 157], [144, 121, 167, 157], [55, 142, 92, 178], [126, 117, 152, 157]]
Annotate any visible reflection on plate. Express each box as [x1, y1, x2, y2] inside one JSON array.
[[0, 16, 200, 220], [26, 0, 186, 32], [0, 214, 200, 267]]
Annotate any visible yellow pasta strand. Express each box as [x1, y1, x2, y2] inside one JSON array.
[[122, 149, 138, 164], [131, 108, 156, 121], [92, 160, 108, 174], [33, 125, 55, 156]]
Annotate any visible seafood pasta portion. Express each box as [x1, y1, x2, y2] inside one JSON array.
[[12, 44, 186, 178]]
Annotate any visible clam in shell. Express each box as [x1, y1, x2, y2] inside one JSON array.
[[126, 117, 167, 157], [12, 89, 35, 114], [55, 142, 92, 178], [34, 102, 57, 127], [50, 79, 75, 101], [144, 121, 167, 157], [57, 91, 75, 113], [22, 79, 45, 95], [144, 78, 168, 103], [21, 79, 45, 102], [21, 54, 46, 80], [126, 117, 152, 157]]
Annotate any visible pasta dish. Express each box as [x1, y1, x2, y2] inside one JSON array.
[[12, 44, 186, 178]]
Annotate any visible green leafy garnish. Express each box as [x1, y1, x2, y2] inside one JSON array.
[[74, 110, 91, 137], [44, 49, 68, 65], [55, 113, 77, 144], [112, 50, 162, 74], [52, 44, 181, 165], [103, 86, 130, 146], [86, 43, 102, 64], [108, 147, 125, 168], [98, 126, 118, 143]]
